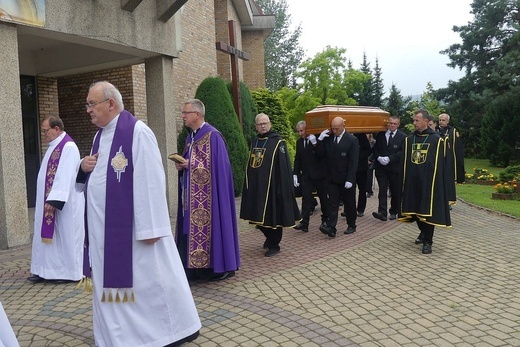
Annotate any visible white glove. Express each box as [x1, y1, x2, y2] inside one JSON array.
[[318, 129, 330, 141], [293, 175, 299, 187], [344, 181, 353, 189], [377, 156, 390, 165], [307, 134, 317, 145]]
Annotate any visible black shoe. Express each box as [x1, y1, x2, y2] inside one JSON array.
[[340, 211, 346, 217], [319, 223, 332, 235], [389, 214, 397, 220], [344, 226, 356, 235], [293, 222, 309, 232], [327, 227, 337, 238], [265, 248, 280, 257], [357, 211, 364, 217], [27, 275, 45, 283], [422, 244, 432, 254], [366, 192, 373, 198], [211, 271, 235, 281], [414, 233, 424, 245], [372, 212, 387, 221], [263, 240, 269, 249], [49, 279, 76, 284], [165, 330, 200, 347]]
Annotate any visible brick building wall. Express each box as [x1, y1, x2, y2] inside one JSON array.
[[171, 0, 218, 139], [242, 30, 267, 90], [56, 66, 146, 157], [36, 77, 59, 156], [214, 0, 244, 84]]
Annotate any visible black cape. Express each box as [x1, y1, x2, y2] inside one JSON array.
[[240, 130, 301, 228], [399, 128, 451, 227], [439, 125, 465, 184]]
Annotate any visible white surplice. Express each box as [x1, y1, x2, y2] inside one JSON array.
[[0, 302, 19, 347], [85, 115, 201, 347], [31, 132, 85, 281]]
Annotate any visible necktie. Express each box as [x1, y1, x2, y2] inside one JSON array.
[[304, 139, 308, 148], [390, 131, 394, 139]]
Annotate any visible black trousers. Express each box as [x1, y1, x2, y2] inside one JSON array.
[[375, 168, 400, 217], [356, 170, 368, 213], [301, 175, 329, 225], [366, 168, 374, 194], [259, 226, 282, 250], [417, 220, 434, 245], [327, 181, 357, 229]]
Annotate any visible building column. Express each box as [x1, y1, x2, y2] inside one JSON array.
[[144, 55, 178, 217], [0, 23, 30, 249]]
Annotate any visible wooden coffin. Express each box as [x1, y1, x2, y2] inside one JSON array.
[[305, 105, 390, 134]]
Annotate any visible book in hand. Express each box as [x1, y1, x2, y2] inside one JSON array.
[[168, 153, 187, 164]]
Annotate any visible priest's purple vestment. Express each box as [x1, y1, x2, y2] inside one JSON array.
[[176, 123, 240, 273]]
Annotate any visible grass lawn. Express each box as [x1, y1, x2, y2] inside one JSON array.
[[457, 158, 520, 219]]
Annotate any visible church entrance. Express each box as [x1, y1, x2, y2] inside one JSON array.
[[21, 75, 39, 208]]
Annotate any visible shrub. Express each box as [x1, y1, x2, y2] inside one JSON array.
[[494, 180, 518, 194], [178, 77, 248, 197], [467, 167, 496, 181], [499, 165, 520, 183], [227, 81, 258, 145], [251, 88, 297, 161]]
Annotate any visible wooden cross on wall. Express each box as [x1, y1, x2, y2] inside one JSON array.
[[216, 20, 250, 127]]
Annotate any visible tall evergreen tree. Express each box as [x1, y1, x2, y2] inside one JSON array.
[[372, 58, 385, 106], [257, 0, 305, 91], [178, 77, 248, 196], [441, 0, 520, 163], [357, 51, 374, 106]]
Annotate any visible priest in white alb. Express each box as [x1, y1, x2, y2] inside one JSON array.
[[77, 81, 201, 347], [28, 116, 84, 284]]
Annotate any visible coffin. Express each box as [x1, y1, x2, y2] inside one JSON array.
[[305, 105, 390, 134]]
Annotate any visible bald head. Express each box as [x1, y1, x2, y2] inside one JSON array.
[[331, 117, 345, 137]]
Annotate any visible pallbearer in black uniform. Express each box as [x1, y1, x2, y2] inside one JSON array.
[[292, 121, 329, 232], [399, 109, 452, 254], [240, 113, 301, 257], [316, 117, 359, 238], [372, 115, 406, 221]]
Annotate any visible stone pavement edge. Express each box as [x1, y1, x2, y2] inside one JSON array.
[[1, 192, 520, 347]]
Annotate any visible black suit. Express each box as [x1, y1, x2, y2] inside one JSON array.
[[317, 132, 359, 230], [293, 137, 328, 226], [354, 134, 372, 214], [373, 129, 406, 217]]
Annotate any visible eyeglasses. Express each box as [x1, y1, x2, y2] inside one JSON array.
[[256, 122, 270, 127], [181, 111, 198, 115], [40, 128, 52, 134], [85, 98, 110, 110]]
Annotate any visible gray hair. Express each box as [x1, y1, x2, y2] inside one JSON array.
[[184, 99, 205, 117], [296, 120, 306, 129], [44, 116, 64, 131], [89, 81, 124, 110], [255, 113, 270, 123], [439, 113, 450, 122]]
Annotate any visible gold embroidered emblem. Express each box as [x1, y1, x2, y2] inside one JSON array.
[[411, 143, 429, 164], [111, 146, 128, 182], [251, 148, 266, 168]]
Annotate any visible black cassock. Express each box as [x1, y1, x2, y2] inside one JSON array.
[[240, 130, 300, 228], [399, 128, 451, 227]]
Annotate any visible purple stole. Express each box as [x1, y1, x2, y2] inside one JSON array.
[[81, 111, 137, 303], [183, 127, 213, 268], [41, 134, 74, 243]]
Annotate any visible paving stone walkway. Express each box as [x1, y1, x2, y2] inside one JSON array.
[[1, 191, 519, 346]]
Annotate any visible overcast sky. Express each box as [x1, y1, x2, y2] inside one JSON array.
[[284, 0, 474, 97]]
